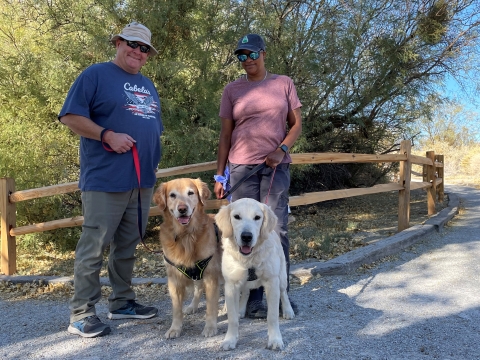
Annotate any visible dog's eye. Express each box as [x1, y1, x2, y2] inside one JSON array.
[[254, 215, 261, 221], [188, 190, 194, 196], [169, 193, 176, 199], [233, 214, 241, 220]]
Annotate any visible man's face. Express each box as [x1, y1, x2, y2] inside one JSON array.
[[114, 39, 149, 74]]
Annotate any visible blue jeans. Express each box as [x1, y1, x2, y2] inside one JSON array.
[[229, 163, 291, 304]]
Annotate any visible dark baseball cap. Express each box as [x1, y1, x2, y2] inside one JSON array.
[[234, 34, 266, 54]]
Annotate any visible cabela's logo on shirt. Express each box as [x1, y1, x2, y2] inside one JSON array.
[[124, 83, 151, 95], [123, 82, 159, 119]]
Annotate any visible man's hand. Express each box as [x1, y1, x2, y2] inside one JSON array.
[[103, 131, 136, 153]]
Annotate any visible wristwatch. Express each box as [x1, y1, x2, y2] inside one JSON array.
[[278, 144, 289, 153]]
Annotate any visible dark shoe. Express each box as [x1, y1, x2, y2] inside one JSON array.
[[68, 315, 111, 338], [280, 299, 299, 316], [246, 300, 268, 319], [107, 300, 158, 320]]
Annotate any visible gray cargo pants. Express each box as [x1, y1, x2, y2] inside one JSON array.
[[69, 188, 153, 323]]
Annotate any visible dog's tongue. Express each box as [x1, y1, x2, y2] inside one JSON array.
[[240, 246, 252, 255], [177, 216, 190, 225]]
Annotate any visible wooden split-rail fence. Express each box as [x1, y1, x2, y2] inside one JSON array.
[[0, 140, 444, 275]]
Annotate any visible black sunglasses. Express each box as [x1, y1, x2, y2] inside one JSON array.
[[124, 40, 151, 54], [237, 51, 262, 62]]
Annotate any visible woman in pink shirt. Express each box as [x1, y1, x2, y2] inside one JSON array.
[[214, 33, 302, 318]]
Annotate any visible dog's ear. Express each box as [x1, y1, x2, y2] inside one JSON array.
[[215, 204, 233, 239], [153, 183, 167, 211], [260, 203, 278, 239], [193, 178, 211, 205]]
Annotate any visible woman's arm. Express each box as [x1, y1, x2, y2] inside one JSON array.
[[265, 107, 302, 168], [214, 117, 234, 199]]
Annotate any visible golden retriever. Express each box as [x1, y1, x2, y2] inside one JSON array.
[[215, 198, 295, 350], [153, 178, 222, 338]]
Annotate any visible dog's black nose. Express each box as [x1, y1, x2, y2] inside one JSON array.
[[178, 206, 188, 215], [241, 232, 253, 243]]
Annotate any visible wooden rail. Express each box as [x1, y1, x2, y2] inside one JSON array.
[[1, 140, 445, 275]]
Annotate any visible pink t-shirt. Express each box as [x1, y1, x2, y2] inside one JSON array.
[[219, 74, 302, 164]]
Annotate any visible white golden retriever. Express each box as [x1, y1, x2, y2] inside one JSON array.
[[215, 198, 294, 350]]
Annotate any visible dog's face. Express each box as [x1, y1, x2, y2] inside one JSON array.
[[153, 178, 211, 226], [215, 198, 277, 256]]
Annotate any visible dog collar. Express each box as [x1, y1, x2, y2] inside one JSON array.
[[164, 255, 213, 281]]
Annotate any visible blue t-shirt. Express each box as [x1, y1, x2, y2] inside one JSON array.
[[59, 62, 164, 192]]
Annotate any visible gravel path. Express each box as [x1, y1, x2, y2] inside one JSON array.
[[1, 185, 479, 359]]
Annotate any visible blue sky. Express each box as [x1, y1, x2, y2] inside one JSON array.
[[445, 73, 479, 117], [444, 73, 477, 106]]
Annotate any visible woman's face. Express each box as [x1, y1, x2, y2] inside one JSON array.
[[238, 50, 266, 76]]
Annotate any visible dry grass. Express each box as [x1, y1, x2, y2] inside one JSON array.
[[1, 189, 449, 301], [289, 189, 447, 264]]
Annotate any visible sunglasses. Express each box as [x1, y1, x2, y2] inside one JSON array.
[[124, 40, 151, 54], [237, 51, 262, 62]]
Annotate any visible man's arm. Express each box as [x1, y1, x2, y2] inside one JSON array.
[[60, 114, 136, 154]]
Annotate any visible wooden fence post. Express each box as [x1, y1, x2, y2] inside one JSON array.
[[435, 154, 444, 202], [0, 178, 16, 275], [426, 151, 436, 216], [398, 140, 412, 232]]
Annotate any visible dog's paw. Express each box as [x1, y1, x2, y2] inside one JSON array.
[[201, 324, 218, 337], [239, 310, 246, 319], [183, 305, 197, 315], [282, 307, 295, 320], [220, 337, 237, 351], [267, 336, 284, 350], [165, 327, 182, 339]]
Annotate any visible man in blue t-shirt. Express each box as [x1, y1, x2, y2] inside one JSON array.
[[59, 22, 164, 338]]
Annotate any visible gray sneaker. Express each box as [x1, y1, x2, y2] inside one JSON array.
[[246, 299, 299, 318], [67, 315, 111, 338], [246, 300, 268, 319], [107, 300, 158, 320]]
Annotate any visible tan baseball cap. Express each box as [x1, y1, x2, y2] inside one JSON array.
[[111, 21, 158, 56]]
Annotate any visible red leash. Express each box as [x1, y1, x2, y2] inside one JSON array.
[[131, 144, 144, 237], [101, 131, 160, 254], [131, 144, 162, 254], [264, 166, 277, 205]]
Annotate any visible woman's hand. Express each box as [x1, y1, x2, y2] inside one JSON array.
[[214, 181, 225, 199], [265, 148, 285, 168]]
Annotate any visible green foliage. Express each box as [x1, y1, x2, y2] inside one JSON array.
[[418, 0, 450, 45]]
